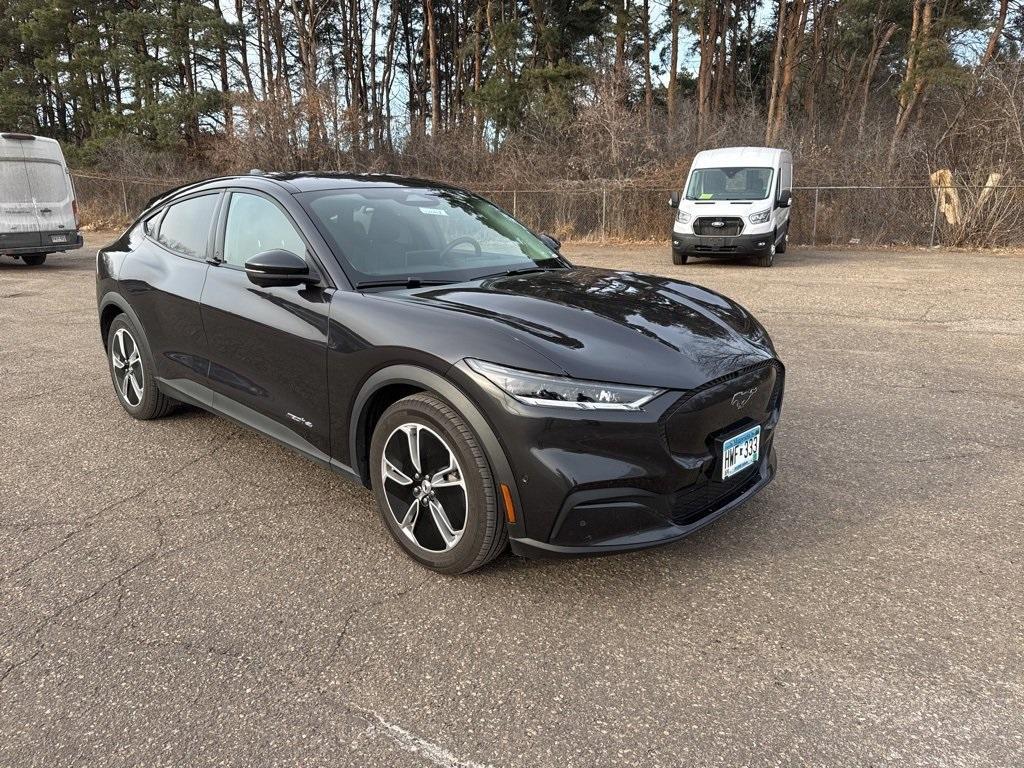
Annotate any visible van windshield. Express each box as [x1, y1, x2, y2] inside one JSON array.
[[686, 167, 773, 201]]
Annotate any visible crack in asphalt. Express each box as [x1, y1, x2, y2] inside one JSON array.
[[0, 429, 241, 585]]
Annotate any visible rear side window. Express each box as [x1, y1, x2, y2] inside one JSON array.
[[157, 195, 217, 258], [0, 160, 32, 203], [26, 162, 70, 203], [222, 192, 305, 267]]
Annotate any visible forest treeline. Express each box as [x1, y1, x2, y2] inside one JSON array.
[[1, 0, 1022, 188]]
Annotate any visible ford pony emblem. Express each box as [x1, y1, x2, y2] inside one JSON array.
[[731, 387, 757, 409]]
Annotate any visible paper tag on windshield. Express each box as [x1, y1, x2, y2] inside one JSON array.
[[419, 207, 448, 216], [699, 193, 713, 199]]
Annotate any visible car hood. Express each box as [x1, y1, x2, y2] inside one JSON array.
[[393, 268, 777, 390], [680, 200, 767, 217]]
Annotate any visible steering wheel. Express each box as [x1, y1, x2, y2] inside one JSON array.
[[439, 236, 482, 261]]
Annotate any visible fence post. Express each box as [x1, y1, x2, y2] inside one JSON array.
[[929, 188, 941, 248], [601, 188, 607, 243], [512, 190, 517, 218], [811, 187, 819, 246], [121, 179, 129, 216]]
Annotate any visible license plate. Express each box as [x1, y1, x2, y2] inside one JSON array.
[[702, 237, 726, 248], [50, 234, 68, 243], [721, 425, 760, 479]]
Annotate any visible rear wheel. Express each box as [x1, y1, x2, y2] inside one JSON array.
[[672, 250, 688, 265], [370, 393, 506, 574], [106, 314, 176, 420], [21, 254, 46, 266]]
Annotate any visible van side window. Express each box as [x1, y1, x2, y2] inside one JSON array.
[[222, 193, 306, 267], [157, 195, 217, 258]]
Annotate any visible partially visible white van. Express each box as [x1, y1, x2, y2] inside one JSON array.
[[670, 146, 792, 267], [1, 132, 82, 266]]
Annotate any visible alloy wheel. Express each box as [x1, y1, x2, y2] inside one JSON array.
[[380, 423, 468, 552], [111, 328, 144, 407]]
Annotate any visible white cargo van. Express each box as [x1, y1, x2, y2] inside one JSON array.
[[670, 146, 792, 267], [1, 132, 82, 266]]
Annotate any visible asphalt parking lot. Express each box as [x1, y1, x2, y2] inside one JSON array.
[[2, 234, 1022, 767]]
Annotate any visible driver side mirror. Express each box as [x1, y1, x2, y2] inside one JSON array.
[[669, 192, 680, 208], [244, 249, 315, 287], [539, 233, 562, 252], [778, 190, 792, 208]]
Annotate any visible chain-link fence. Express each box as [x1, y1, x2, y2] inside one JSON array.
[[72, 171, 1024, 249]]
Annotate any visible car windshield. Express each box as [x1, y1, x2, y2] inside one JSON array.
[[299, 187, 562, 285], [685, 167, 773, 201]]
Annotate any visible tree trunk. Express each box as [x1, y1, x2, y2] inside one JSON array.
[[424, 0, 442, 134], [981, 0, 1008, 65], [766, 0, 809, 144], [890, 0, 934, 161], [642, 0, 652, 127], [668, 0, 679, 123]]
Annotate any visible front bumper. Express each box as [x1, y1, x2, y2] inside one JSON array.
[[1, 230, 83, 256], [672, 232, 773, 258], [508, 448, 776, 557], [453, 358, 784, 557]]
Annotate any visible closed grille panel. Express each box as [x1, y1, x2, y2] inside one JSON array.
[[693, 217, 744, 236], [671, 464, 761, 526]]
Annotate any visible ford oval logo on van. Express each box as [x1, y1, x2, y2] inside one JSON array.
[[711, 221, 725, 227]]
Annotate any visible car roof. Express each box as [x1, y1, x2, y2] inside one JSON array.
[[691, 146, 790, 168], [146, 171, 464, 211]]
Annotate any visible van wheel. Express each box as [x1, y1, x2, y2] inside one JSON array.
[[756, 237, 776, 268], [672, 250, 688, 265], [776, 230, 788, 254], [21, 254, 46, 266]]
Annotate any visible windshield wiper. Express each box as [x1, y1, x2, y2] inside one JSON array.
[[354, 278, 453, 290], [481, 266, 555, 279]]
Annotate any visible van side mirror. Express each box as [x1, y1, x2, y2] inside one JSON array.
[[669, 192, 681, 208], [244, 249, 312, 287], [539, 233, 562, 252], [778, 190, 792, 208]]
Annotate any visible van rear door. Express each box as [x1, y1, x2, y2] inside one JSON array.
[[0, 141, 42, 251], [25, 160, 76, 244], [22, 138, 76, 244]]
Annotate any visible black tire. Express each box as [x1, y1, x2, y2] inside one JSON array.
[[672, 250, 688, 265], [105, 314, 177, 420], [776, 228, 788, 254], [21, 254, 46, 266], [370, 393, 507, 574], [756, 234, 776, 267]]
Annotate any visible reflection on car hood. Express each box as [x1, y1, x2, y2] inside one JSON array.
[[395, 268, 778, 390]]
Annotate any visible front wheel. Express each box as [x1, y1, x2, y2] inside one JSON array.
[[672, 250, 688, 265], [370, 393, 507, 574], [756, 235, 776, 267], [21, 254, 46, 266], [776, 229, 788, 254]]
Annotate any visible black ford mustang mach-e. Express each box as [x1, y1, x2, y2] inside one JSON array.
[[95, 172, 784, 573]]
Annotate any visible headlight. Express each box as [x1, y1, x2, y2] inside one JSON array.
[[466, 359, 663, 410], [675, 210, 690, 224], [749, 209, 771, 224]]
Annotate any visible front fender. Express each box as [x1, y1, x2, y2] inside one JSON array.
[[348, 363, 525, 539]]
